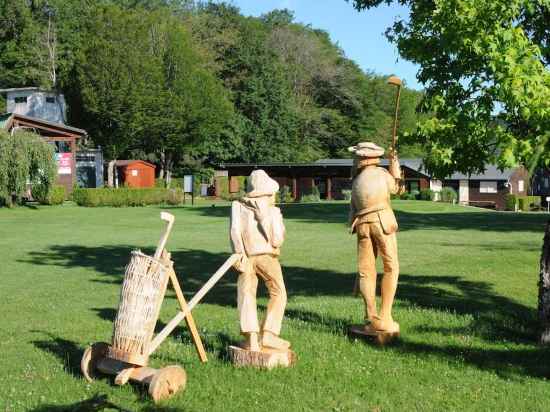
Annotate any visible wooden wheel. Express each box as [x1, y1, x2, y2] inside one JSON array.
[[81, 342, 109, 382], [148, 365, 187, 403]]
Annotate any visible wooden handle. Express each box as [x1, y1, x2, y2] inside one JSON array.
[[154, 212, 175, 260]]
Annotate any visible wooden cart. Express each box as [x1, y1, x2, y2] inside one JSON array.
[[81, 212, 238, 403]]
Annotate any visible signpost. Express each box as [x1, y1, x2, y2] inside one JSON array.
[[184, 175, 194, 205], [546, 196, 550, 213]]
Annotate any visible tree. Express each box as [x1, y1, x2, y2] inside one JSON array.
[[0, 129, 56, 207], [352, 0, 550, 177], [73, 5, 235, 185]]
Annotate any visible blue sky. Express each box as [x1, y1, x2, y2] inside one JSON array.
[[227, 0, 422, 90]]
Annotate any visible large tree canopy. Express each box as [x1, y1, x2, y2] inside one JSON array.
[[1, 1, 427, 178], [353, 0, 550, 177]]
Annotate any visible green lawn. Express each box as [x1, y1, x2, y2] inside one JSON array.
[[1, 201, 550, 411]]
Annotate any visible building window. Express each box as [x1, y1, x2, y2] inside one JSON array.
[[518, 180, 524, 192], [14, 96, 27, 104], [480, 181, 497, 193], [46, 96, 56, 104]]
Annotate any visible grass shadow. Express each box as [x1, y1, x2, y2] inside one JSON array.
[[31, 332, 83, 378], [185, 202, 549, 232], [28, 394, 131, 412]]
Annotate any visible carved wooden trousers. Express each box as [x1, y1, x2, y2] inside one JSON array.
[[356, 221, 399, 323], [238, 254, 287, 335]]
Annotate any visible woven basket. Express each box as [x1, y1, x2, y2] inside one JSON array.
[[108, 250, 169, 366]]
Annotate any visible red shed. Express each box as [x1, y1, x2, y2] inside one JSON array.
[[115, 160, 156, 188]]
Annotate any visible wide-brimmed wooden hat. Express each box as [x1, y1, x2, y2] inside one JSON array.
[[246, 169, 280, 198], [348, 142, 385, 158]]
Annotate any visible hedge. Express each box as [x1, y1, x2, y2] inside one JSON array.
[[40, 185, 66, 205], [73, 187, 184, 207]]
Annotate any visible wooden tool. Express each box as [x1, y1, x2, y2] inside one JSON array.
[[81, 211, 239, 403]]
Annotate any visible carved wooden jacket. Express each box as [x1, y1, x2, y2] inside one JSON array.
[[350, 164, 400, 235], [230, 198, 285, 257]]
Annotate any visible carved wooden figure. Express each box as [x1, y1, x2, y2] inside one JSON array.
[[81, 212, 239, 402], [348, 142, 402, 345], [228, 169, 296, 368]]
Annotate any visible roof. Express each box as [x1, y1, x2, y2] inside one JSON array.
[[1, 113, 86, 136], [219, 158, 518, 181], [115, 160, 155, 168], [0, 87, 41, 94], [447, 164, 514, 180], [220, 158, 429, 175]]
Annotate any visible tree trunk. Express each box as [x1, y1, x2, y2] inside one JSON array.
[[165, 153, 172, 188], [538, 221, 550, 344], [159, 151, 165, 182], [107, 160, 116, 188]]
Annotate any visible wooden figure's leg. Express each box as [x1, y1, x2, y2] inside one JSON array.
[[168, 267, 208, 363]]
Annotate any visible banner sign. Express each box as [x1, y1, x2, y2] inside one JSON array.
[[184, 175, 193, 193], [56, 153, 72, 175]]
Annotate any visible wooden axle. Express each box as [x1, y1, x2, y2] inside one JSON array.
[[81, 342, 186, 403]]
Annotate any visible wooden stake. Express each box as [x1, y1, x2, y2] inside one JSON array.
[[148, 254, 239, 355], [167, 262, 208, 362]]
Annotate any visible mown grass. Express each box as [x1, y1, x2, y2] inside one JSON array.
[[1, 201, 549, 411]]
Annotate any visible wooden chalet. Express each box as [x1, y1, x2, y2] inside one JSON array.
[[0, 113, 87, 193], [218, 159, 431, 200]]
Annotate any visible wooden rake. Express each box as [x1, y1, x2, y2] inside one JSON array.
[[81, 212, 239, 403]]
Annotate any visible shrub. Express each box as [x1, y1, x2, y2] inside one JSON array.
[[276, 185, 293, 203], [35, 185, 66, 205], [516, 195, 541, 211], [72, 187, 184, 207], [418, 188, 435, 201], [505, 194, 517, 211], [342, 189, 352, 201], [300, 185, 321, 203], [400, 191, 417, 200], [440, 187, 458, 203], [518, 196, 529, 211]]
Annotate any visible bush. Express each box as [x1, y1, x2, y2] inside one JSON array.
[[400, 191, 417, 200], [35, 185, 66, 205], [440, 187, 458, 203], [418, 188, 435, 201], [505, 194, 517, 211], [516, 195, 541, 211], [342, 189, 352, 201], [72, 187, 184, 207], [276, 185, 293, 203], [300, 186, 321, 203]]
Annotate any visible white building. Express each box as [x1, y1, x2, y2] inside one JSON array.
[[0, 87, 67, 125]]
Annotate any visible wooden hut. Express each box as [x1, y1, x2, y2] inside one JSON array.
[[115, 160, 156, 188]]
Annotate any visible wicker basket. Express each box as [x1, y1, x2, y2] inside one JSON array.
[[108, 250, 170, 366]]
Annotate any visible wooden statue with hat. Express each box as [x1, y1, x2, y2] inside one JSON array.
[[348, 140, 403, 345], [227, 169, 296, 368]]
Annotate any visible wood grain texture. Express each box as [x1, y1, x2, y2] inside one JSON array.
[[228, 346, 297, 369]]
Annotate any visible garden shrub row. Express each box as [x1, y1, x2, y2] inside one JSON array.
[[73, 187, 184, 207], [35, 185, 66, 205], [505, 194, 541, 211]]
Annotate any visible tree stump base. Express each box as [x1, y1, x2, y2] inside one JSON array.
[[349, 324, 400, 346], [228, 346, 297, 369]]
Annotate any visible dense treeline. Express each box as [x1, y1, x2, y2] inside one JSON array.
[[0, 0, 424, 180]]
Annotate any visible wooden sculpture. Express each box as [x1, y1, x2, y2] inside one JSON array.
[[348, 142, 402, 345], [81, 212, 239, 402], [228, 170, 296, 369]]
